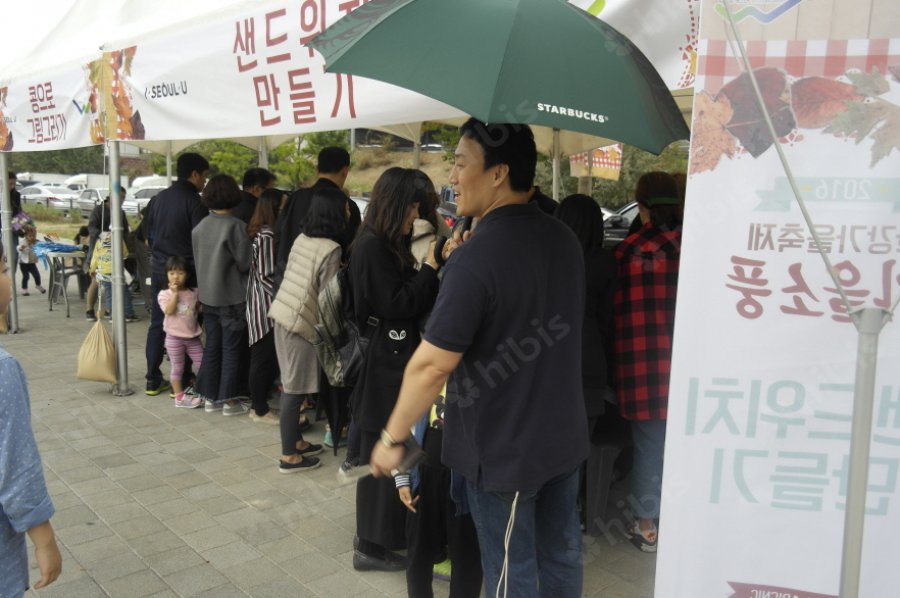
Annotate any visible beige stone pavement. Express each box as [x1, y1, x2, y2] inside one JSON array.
[[3, 273, 656, 598]]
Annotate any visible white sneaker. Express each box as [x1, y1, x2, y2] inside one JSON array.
[[249, 410, 280, 425], [203, 397, 221, 413]]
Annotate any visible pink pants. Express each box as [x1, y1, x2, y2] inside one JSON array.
[[165, 335, 204, 383]]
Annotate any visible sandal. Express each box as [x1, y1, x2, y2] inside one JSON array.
[[626, 520, 658, 553]]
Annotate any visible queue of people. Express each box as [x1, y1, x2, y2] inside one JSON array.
[[1, 120, 684, 597]]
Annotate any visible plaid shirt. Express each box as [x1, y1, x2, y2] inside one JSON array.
[[613, 224, 682, 420]]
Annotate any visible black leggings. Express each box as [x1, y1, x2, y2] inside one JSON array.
[[248, 331, 278, 416], [19, 263, 41, 288], [279, 392, 308, 455]]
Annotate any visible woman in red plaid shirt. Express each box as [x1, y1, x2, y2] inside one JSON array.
[[613, 171, 683, 553]]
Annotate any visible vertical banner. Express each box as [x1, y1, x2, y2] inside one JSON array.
[[657, 1, 900, 597], [0, 67, 95, 152], [568, 0, 700, 89]]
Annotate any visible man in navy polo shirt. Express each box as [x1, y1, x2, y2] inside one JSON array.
[[371, 118, 588, 598]]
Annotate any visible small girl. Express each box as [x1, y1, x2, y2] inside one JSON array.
[[17, 225, 45, 296], [158, 256, 204, 408]]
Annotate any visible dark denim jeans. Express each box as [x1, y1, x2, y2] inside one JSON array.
[[144, 270, 167, 385], [195, 303, 246, 404], [466, 467, 582, 598]]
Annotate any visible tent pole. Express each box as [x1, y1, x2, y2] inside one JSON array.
[[721, 2, 892, 596], [165, 141, 173, 185], [552, 128, 561, 201], [0, 152, 19, 333], [108, 141, 131, 396], [258, 137, 269, 168], [413, 141, 421, 169]]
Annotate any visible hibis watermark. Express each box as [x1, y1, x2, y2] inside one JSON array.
[[446, 314, 572, 406]]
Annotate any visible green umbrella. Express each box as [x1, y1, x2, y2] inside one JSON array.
[[307, 0, 690, 154]]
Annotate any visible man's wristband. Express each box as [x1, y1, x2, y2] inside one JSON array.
[[380, 428, 405, 449]]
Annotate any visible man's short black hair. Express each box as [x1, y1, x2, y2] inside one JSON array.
[[459, 118, 537, 193], [176, 152, 210, 180], [317, 147, 350, 174], [242, 167, 276, 190], [7, 171, 16, 180]]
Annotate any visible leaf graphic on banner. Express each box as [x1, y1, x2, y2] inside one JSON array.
[[131, 111, 145, 141], [791, 77, 862, 129], [123, 46, 137, 76], [689, 90, 737, 174], [824, 98, 900, 167], [845, 68, 889, 97], [720, 68, 796, 157], [869, 102, 900, 167]]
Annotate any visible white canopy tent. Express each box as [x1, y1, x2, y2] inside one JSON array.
[[1, 0, 697, 393]]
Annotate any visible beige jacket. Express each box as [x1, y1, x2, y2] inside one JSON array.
[[268, 234, 342, 337], [410, 218, 451, 269]]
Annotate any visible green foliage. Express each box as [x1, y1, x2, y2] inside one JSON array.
[[10, 146, 105, 175], [270, 140, 315, 190], [422, 122, 461, 162], [24, 203, 67, 222], [301, 131, 350, 161]]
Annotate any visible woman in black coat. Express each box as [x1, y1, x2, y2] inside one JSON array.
[[556, 194, 616, 421], [349, 167, 442, 571]]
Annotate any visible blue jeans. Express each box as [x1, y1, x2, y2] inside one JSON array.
[[101, 279, 135, 318], [466, 467, 582, 598], [195, 303, 246, 404], [630, 419, 667, 519]]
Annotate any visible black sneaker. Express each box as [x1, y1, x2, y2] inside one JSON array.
[[85, 310, 97, 321], [297, 443, 323, 458], [145, 380, 172, 396], [279, 457, 321, 473]]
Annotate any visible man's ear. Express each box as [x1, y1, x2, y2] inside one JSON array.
[[492, 163, 510, 188]]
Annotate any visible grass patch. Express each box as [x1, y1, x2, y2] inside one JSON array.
[[25, 204, 69, 222]]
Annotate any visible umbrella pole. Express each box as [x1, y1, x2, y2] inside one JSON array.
[[551, 128, 561, 201], [720, 2, 895, 595], [0, 152, 20, 333]]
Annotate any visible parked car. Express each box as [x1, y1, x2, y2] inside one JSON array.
[[350, 196, 369, 219], [76, 187, 110, 218], [133, 186, 165, 211], [20, 186, 79, 216], [437, 185, 460, 228], [603, 201, 640, 248]]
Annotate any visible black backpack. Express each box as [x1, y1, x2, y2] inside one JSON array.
[[313, 266, 376, 388]]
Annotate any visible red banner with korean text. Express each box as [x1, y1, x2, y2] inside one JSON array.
[[108, 0, 464, 143], [656, 2, 900, 597]]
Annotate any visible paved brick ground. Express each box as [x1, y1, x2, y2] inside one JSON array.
[[4, 278, 656, 597]]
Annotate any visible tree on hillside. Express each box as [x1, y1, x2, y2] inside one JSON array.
[[270, 139, 315, 190], [147, 140, 257, 180], [10, 146, 105, 175]]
